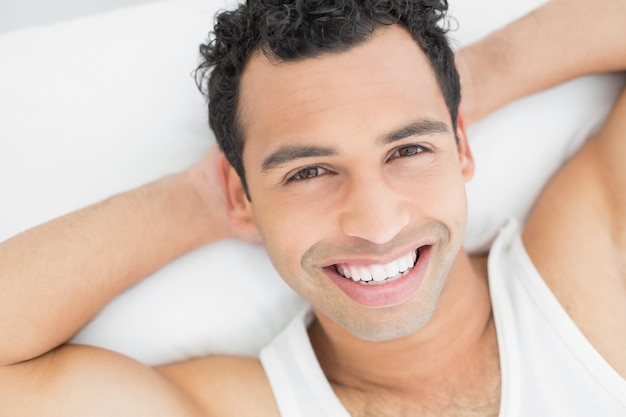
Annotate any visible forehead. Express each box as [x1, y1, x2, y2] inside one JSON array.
[[238, 25, 450, 165]]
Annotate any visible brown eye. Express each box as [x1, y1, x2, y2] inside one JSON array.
[[390, 144, 426, 160], [288, 166, 329, 182]]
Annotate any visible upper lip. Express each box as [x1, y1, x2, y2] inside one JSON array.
[[318, 241, 434, 268]]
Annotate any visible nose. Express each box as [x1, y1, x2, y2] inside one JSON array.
[[338, 174, 410, 245]]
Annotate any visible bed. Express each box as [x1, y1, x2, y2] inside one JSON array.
[[0, 0, 623, 365]]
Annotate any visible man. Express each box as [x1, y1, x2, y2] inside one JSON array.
[[1, 0, 625, 416]]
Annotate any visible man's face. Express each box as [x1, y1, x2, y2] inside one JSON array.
[[233, 25, 474, 341]]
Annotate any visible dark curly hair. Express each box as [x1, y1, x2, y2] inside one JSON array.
[[196, 0, 460, 195]]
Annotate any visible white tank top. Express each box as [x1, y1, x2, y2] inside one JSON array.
[[259, 220, 626, 416]]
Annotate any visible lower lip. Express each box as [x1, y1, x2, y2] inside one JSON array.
[[327, 246, 431, 308]]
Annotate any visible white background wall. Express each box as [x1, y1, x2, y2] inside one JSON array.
[[0, 0, 161, 33]]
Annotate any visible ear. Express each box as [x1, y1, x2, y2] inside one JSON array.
[[456, 112, 475, 182], [218, 153, 257, 232]]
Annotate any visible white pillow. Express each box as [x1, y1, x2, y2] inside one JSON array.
[[0, 0, 623, 365], [448, 0, 625, 252]]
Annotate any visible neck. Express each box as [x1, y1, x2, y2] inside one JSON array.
[[309, 251, 496, 397]]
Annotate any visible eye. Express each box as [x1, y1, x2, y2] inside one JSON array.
[[286, 165, 329, 183], [388, 144, 428, 161]]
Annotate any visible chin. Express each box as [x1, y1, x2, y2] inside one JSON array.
[[334, 300, 439, 343]]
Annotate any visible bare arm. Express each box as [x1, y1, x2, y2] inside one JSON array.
[[0, 147, 255, 366], [456, 0, 626, 377], [457, 0, 626, 124], [0, 345, 207, 417]]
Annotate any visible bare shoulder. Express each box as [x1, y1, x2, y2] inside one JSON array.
[[0, 344, 280, 417], [0, 344, 206, 417], [158, 355, 280, 417], [522, 87, 626, 376]]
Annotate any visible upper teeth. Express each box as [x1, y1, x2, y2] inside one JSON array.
[[335, 250, 418, 283]]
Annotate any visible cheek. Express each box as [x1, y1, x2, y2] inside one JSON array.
[[251, 192, 329, 269], [255, 180, 341, 233], [396, 161, 468, 228], [251, 196, 336, 301], [432, 171, 468, 234]]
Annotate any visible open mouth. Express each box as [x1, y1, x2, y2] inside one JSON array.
[[334, 247, 424, 286]]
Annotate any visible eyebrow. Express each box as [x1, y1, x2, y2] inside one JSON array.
[[260, 119, 450, 173], [378, 119, 450, 145], [261, 145, 337, 172]]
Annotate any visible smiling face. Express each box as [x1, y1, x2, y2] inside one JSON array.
[[228, 25, 474, 341]]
